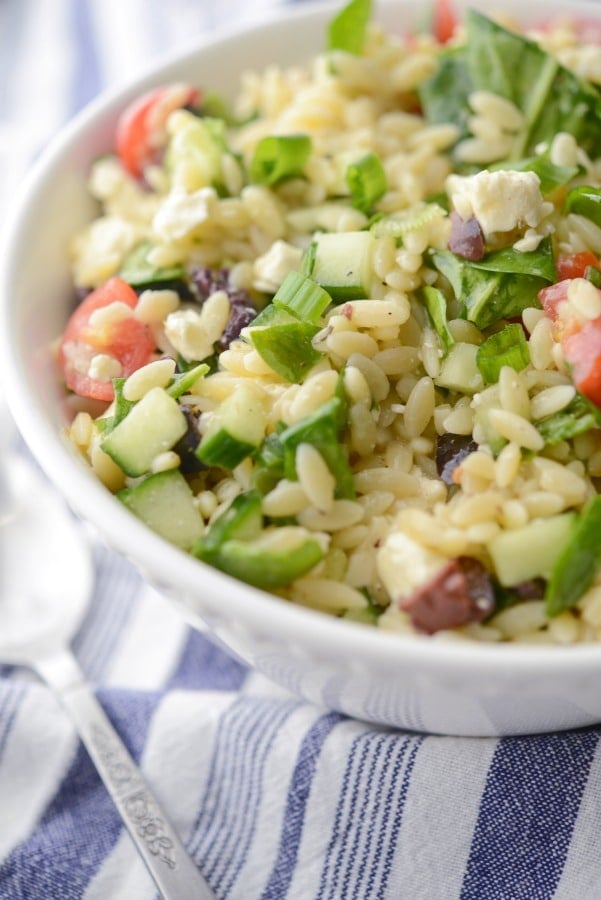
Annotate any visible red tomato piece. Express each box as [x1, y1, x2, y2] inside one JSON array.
[[433, 0, 458, 44], [563, 319, 601, 408], [539, 280, 570, 322], [116, 83, 200, 179], [59, 277, 155, 402], [556, 251, 600, 281]]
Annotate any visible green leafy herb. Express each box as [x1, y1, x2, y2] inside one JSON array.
[[586, 266, 601, 289], [327, 0, 372, 54], [345, 152, 387, 213], [564, 186, 601, 227], [250, 134, 312, 186], [421, 285, 454, 354], [545, 496, 601, 617], [476, 323, 530, 384], [536, 393, 601, 445], [95, 379, 135, 434], [419, 10, 601, 163], [429, 238, 555, 329]]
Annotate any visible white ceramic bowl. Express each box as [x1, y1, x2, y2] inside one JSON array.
[[2, 0, 601, 737]]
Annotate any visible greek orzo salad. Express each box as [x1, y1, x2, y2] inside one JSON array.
[[62, 0, 601, 644]]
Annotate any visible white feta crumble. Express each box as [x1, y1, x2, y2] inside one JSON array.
[[163, 307, 214, 362], [88, 353, 123, 383], [446, 170, 552, 239], [71, 215, 140, 287], [252, 240, 304, 293], [376, 531, 447, 601], [152, 185, 218, 241]]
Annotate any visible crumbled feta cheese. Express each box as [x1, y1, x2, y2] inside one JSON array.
[[71, 215, 140, 287], [153, 186, 218, 241], [163, 308, 214, 361], [446, 170, 552, 238], [377, 531, 447, 600], [252, 240, 303, 293], [88, 353, 123, 382]]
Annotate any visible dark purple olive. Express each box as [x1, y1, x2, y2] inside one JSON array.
[[190, 266, 257, 350], [448, 211, 485, 261], [173, 406, 206, 474], [436, 433, 478, 486], [400, 556, 495, 634]]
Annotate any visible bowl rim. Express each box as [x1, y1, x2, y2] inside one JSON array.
[[2, 0, 601, 678]]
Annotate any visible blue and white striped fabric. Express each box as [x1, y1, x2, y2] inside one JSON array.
[[3, 1, 601, 898]]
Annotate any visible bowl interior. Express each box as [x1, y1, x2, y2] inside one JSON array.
[[3, 0, 601, 736]]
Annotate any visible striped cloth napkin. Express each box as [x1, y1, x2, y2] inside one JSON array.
[[2, 1, 601, 898]]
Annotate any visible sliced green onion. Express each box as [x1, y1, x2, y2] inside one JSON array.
[[250, 134, 312, 186], [273, 271, 332, 323], [302, 241, 318, 277], [167, 363, 210, 399], [545, 495, 601, 617], [327, 0, 372, 54], [476, 324, 530, 384], [279, 396, 355, 499], [564, 186, 601, 227], [346, 152, 387, 214], [421, 286, 454, 354], [249, 319, 322, 383]]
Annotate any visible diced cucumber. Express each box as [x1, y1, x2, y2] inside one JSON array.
[[198, 490, 263, 556], [435, 342, 484, 394], [118, 469, 203, 550], [195, 527, 324, 590], [309, 231, 375, 302], [196, 384, 267, 468], [101, 387, 188, 477], [488, 513, 576, 587]]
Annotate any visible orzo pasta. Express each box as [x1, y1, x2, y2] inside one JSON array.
[[60, 0, 601, 644]]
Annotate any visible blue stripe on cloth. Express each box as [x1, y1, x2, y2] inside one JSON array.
[[461, 730, 600, 900], [72, 546, 142, 682], [0, 688, 161, 900], [68, 0, 103, 115], [165, 629, 248, 692], [317, 732, 423, 900], [189, 697, 298, 895], [261, 710, 343, 900]]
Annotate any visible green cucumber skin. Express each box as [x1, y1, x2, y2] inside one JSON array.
[[119, 469, 203, 550], [545, 496, 601, 617], [198, 490, 263, 554], [101, 387, 188, 477], [196, 537, 324, 590], [196, 430, 257, 469]]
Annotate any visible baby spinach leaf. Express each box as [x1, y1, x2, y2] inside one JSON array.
[[536, 393, 601, 445], [429, 241, 554, 329], [419, 10, 601, 163]]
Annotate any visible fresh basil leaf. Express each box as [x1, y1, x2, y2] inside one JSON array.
[[95, 379, 135, 435], [545, 496, 601, 617]]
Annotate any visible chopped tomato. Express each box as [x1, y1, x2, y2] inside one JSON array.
[[59, 277, 155, 402], [539, 279, 570, 324], [116, 83, 200, 179], [556, 251, 600, 281], [433, 0, 458, 44], [563, 319, 601, 408]]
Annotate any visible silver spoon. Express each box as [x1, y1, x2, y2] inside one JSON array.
[[0, 422, 214, 899]]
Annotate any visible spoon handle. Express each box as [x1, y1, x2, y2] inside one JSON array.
[[34, 649, 215, 900]]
